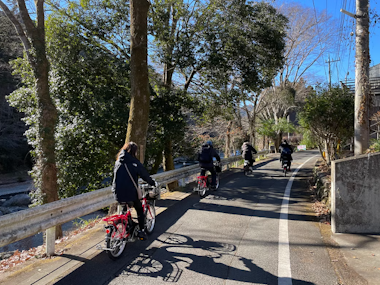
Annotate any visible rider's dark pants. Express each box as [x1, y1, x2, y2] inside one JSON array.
[[201, 167, 216, 186], [125, 199, 145, 230], [280, 154, 292, 168], [245, 158, 254, 167]]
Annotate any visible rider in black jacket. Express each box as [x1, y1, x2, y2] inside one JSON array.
[[279, 140, 293, 169], [112, 142, 157, 240], [241, 141, 257, 168], [198, 141, 221, 189]]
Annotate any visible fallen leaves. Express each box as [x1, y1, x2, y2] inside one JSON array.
[[0, 246, 46, 273], [309, 166, 331, 224], [312, 200, 331, 224]]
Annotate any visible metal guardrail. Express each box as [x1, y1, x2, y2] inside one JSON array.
[[0, 151, 268, 254]]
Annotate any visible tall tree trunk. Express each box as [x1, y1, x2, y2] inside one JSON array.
[[317, 144, 327, 163], [243, 100, 258, 148], [34, 27, 58, 206], [325, 139, 331, 165], [225, 121, 232, 158], [126, 0, 150, 162], [160, 6, 178, 189], [34, 25, 62, 239], [162, 61, 177, 190], [163, 139, 178, 190], [251, 108, 258, 148], [262, 135, 266, 150], [151, 152, 163, 175], [0, 0, 62, 239], [275, 132, 282, 153]]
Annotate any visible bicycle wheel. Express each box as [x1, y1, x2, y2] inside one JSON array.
[[244, 166, 249, 176], [106, 220, 127, 260], [215, 174, 219, 189], [198, 184, 207, 197], [145, 200, 156, 234], [283, 166, 287, 177]]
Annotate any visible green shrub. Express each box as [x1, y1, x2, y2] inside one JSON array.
[[368, 139, 380, 153]]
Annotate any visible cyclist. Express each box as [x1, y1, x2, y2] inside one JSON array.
[[279, 139, 293, 170], [112, 142, 157, 241], [241, 140, 257, 170], [198, 140, 221, 190]]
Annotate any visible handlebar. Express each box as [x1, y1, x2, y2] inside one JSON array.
[[140, 183, 161, 200]]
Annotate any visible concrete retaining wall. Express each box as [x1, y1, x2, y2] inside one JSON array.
[[331, 152, 380, 233]]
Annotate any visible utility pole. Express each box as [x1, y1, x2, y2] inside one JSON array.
[[325, 55, 340, 88], [341, 0, 370, 155]]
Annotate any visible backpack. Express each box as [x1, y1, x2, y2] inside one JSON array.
[[199, 146, 213, 163]]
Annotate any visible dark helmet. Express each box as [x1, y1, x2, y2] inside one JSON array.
[[206, 140, 213, 146]]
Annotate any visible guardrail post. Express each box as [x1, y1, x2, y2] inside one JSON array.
[[46, 226, 56, 255]]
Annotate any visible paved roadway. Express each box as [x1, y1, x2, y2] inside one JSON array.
[[48, 150, 339, 285], [0, 181, 34, 197]]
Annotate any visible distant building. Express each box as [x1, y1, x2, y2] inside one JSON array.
[[369, 64, 380, 109]]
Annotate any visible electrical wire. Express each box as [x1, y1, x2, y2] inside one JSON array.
[[312, 0, 328, 83]]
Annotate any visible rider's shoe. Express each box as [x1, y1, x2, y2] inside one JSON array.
[[137, 230, 147, 241], [210, 185, 216, 191]]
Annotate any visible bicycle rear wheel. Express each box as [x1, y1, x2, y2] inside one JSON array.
[[215, 174, 219, 189], [145, 200, 156, 234], [106, 221, 127, 260], [244, 165, 249, 176], [198, 184, 207, 197]]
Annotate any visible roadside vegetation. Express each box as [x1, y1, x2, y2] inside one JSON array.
[[2, 0, 377, 225], [2, 1, 380, 276]]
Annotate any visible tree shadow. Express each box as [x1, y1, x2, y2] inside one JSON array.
[[114, 233, 315, 284], [52, 153, 318, 285]]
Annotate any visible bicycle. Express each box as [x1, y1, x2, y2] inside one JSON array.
[[97, 184, 160, 260], [243, 160, 253, 176], [281, 158, 290, 177], [194, 162, 221, 198]]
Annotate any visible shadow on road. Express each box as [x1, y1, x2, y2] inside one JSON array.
[[110, 233, 314, 285], [52, 155, 317, 285]]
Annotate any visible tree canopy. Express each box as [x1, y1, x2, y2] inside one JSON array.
[[298, 85, 354, 164], [3, 0, 290, 197]]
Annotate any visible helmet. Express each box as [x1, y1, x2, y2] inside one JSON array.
[[206, 140, 213, 146]]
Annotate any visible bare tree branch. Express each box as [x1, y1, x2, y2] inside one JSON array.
[[0, 0, 31, 57]]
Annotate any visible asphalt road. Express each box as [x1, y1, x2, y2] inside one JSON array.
[[47, 150, 339, 285], [0, 181, 34, 197]]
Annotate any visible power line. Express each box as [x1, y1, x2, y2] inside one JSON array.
[[325, 56, 340, 87], [335, 0, 346, 82], [337, 0, 355, 82], [312, 0, 328, 83]]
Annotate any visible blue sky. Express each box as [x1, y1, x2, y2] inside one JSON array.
[[274, 0, 380, 85]]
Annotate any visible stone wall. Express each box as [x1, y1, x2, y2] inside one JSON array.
[[331, 152, 380, 233], [312, 161, 331, 208]]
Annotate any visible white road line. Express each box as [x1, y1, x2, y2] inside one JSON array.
[[278, 156, 316, 285]]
